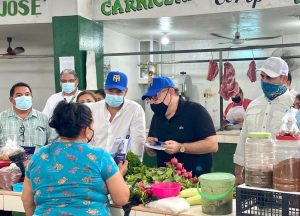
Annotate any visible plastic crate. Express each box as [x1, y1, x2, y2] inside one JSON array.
[[236, 184, 300, 216]]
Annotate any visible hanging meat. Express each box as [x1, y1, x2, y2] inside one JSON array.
[[219, 62, 240, 101], [206, 60, 219, 81], [247, 60, 257, 82]]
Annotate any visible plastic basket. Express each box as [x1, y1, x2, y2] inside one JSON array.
[[12, 182, 23, 192], [236, 184, 300, 216]]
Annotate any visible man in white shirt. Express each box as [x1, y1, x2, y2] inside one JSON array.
[[234, 57, 294, 184], [43, 69, 81, 119], [89, 71, 146, 158]]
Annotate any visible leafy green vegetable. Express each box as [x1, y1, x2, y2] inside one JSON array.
[[126, 151, 142, 176], [124, 153, 197, 204]]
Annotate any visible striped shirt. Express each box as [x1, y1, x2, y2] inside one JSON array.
[[0, 108, 53, 149]]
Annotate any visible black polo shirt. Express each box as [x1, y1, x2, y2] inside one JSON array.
[[148, 97, 216, 177]]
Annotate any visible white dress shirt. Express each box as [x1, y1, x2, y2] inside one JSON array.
[[234, 90, 294, 166], [290, 89, 298, 97], [89, 99, 146, 157], [42, 90, 81, 119]]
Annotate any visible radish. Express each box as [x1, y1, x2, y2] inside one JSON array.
[[181, 168, 187, 174], [175, 170, 182, 175], [192, 177, 199, 183], [138, 182, 145, 191], [146, 189, 153, 196], [176, 163, 183, 170], [183, 172, 189, 179], [170, 157, 178, 165]]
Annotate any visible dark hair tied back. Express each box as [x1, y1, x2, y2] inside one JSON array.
[[49, 101, 92, 138]]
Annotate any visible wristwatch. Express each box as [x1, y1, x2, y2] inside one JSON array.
[[179, 143, 186, 153]]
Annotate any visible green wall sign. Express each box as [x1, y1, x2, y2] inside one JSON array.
[[0, 0, 43, 17], [101, 0, 191, 16]]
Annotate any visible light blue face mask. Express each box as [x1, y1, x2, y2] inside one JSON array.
[[15, 96, 32, 110], [261, 80, 287, 101], [105, 94, 124, 108], [62, 82, 75, 94], [296, 111, 300, 129]]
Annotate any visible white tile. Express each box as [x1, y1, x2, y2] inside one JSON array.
[[3, 195, 24, 212], [0, 195, 3, 210]]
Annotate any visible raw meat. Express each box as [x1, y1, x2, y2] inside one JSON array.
[[206, 60, 219, 81], [247, 60, 257, 82], [0, 163, 21, 190], [219, 62, 240, 100]]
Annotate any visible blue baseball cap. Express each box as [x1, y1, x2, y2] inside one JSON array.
[[105, 71, 128, 91], [142, 77, 175, 100]]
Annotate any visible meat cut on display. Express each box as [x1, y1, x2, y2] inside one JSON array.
[[219, 62, 240, 100], [206, 60, 219, 81], [247, 60, 257, 82]]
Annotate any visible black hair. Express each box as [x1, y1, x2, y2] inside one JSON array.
[[296, 94, 300, 101], [10, 82, 32, 97], [174, 87, 180, 96], [49, 101, 92, 138], [95, 89, 106, 98], [288, 73, 292, 83]]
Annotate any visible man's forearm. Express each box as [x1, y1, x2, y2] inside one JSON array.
[[235, 164, 244, 175], [182, 136, 218, 154]]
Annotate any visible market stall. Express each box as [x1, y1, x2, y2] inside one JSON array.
[[0, 190, 237, 216]]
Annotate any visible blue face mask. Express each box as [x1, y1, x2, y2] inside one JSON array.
[[261, 81, 287, 101], [296, 111, 300, 129], [105, 94, 124, 108], [15, 96, 32, 110], [62, 82, 75, 94]]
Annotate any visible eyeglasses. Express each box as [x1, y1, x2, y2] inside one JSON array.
[[19, 123, 25, 143], [146, 88, 169, 104], [60, 79, 76, 83]]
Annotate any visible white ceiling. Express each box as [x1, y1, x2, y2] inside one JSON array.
[[0, 23, 53, 47], [0, 5, 300, 53], [103, 5, 300, 43]]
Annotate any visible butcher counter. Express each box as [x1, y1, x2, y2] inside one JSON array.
[[0, 190, 237, 216]]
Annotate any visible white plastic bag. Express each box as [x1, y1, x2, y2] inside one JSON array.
[[0, 163, 22, 190], [0, 138, 25, 160], [279, 108, 300, 136], [145, 197, 190, 214]]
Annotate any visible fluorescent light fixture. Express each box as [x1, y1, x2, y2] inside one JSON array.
[[161, 34, 170, 45], [159, 17, 171, 32]]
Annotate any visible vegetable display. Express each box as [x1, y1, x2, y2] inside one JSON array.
[[125, 154, 199, 204]]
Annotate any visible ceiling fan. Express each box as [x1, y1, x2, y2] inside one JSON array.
[[210, 25, 281, 45], [0, 37, 25, 56]]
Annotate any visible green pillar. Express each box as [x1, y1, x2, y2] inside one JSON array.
[[52, 15, 104, 92]]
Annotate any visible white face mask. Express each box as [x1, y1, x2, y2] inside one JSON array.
[[105, 94, 124, 108], [15, 96, 32, 110], [62, 82, 75, 94]]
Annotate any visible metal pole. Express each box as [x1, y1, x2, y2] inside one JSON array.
[[137, 55, 300, 65], [104, 42, 300, 57], [219, 50, 224, 131]]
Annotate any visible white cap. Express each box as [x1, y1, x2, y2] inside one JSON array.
[[257, 57, 289, 78]]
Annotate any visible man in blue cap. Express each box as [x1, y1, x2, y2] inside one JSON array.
[[142, 76, 218, 177], [89, 71, 146, 160]]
